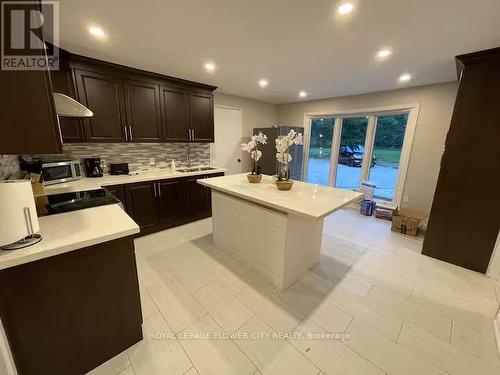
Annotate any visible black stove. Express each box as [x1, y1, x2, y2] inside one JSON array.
[[35, 189, 121, 217]]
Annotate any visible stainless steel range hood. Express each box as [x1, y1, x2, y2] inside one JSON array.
[[53, 93, 93, 118]]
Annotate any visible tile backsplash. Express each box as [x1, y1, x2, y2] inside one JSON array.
[[63, 143, 211, 173], [0, 155, 21, 180]]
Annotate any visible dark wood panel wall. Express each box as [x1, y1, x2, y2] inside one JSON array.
[[422, 47, 500, 273]]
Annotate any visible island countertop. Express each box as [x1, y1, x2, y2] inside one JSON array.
[[0, 204, 139, 270], [198, 174, 363, 219]]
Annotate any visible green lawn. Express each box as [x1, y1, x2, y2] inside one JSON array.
[[374, 148, 401, 164], [308, 147, 401, 165], [308, 147, 331, 159]]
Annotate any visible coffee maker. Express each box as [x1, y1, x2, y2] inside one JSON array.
[[84, 157, 104, 177]]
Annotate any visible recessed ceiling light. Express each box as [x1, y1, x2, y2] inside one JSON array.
[[338, 3, 354, 15], [398, 73, 412, 83], [377, 48, 392, 59], [88, 26, 105, 38], [258, 79, 269, 88], [299, 91, 307, 98], [204, 62, 216, 72]]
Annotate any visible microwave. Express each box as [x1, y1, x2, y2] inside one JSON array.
[[41, 160, 82, 185]]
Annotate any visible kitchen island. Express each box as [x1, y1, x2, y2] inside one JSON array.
[[198, 174, 363, 289]]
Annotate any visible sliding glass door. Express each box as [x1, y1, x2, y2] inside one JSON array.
[[335, 116, 369, 190], [306, 117, 334, 186], [368, 114, 408, 200], [304, 108, 413, 206]]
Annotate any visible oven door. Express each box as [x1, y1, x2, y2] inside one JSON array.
[[42, 162, 77, 185]]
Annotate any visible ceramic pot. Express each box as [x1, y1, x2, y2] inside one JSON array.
[[275, 179, 293, 191], [247, 174, 262, 183]]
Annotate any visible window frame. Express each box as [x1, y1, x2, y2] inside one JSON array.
[[302, 103, 420, 208]]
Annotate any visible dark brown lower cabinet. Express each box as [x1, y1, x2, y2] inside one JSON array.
[[106, 184, 127, 209], [113, 173, 224, 236], [124, 181, 159, 233], [0, 236, 142, 375], [158, 179, 183, 228]]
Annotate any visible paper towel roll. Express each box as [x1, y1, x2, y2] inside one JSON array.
[[0, 180, 39, 247]]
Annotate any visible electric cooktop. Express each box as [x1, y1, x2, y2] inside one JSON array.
[[35, 189, 121, 217]]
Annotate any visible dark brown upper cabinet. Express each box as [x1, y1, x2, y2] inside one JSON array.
[[160, 86, 190, 142], [74, 68, 127, 143], [189, 91, 215, 142], [123, 80, 163, 142], [0, 27, 62, 154], [55, 49, 216, 144]]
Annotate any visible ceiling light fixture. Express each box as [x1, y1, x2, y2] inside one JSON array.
[[299, 91, 307, 98], [398, 73, 412, 83], [377, 48, 392, 59], [338, 3, 354, 15], [88, 26, 105, 38], [204, 62, 216, 72], [258, 79, 269, 88]]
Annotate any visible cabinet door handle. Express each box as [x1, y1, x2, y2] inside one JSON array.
[[157, 182, 161, 197], [124, 126, 128, 141], [153, 182, 157, 197], [129, 126, 133, 141]]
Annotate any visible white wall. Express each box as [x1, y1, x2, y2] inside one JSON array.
[[276, 82, 459, 215], [487, 231, 500, 280], [214, 92, 278, 172]]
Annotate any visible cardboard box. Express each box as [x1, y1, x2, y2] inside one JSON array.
[[391, 208, 426, 236]]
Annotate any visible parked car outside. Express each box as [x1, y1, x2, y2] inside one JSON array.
[[338, 145, 376, 167]]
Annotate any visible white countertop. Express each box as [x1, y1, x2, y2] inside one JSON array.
[[0, 204, 140, 270], [198, 174, 363, 219], [41, 167, 226, 196]]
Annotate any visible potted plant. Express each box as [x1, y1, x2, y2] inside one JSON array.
[[241, 132, 267, 183], [275, 129, 303, 190]]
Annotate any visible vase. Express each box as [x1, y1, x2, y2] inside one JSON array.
[[247, 174, 262, 183], [275, 179, 293, 191]]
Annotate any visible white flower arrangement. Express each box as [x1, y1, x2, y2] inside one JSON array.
[[241, 132, 267, 174], [275, 129, 303, 180]]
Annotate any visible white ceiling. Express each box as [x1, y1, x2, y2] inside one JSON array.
[[52, 0, 500, 104]]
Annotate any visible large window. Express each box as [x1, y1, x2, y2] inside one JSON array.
[[303, 106, 416, 207]]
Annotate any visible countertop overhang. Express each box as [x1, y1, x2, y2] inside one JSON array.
[[198, 174, 363, 219], [0, 204, 139, 270]]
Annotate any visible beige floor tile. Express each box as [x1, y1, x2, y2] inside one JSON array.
[[158, 249, 214, 293], [289, 319, 384, 375], [128, 312, 192, 375], [117, 368, 134, 375], [193, 282, 254, 332], [148, 277, 206, 333], [326, 288, 403, 341], [237, 287, 303, 332], [234, 316, 319, 375], [451, 321, 500, 365], [178, 315, 256, 375], [278, 277, 353, 333], [86, 351, 130, 375], [346, 319, 445, 375], [411, 288, 496, 335], [367, 285, 452, 340], [139, 282, 158, 319], [183, 366, 199, 375], [398, 321, 500, 375]]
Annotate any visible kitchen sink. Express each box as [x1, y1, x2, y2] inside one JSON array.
[[176, 166, 217, 173]]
